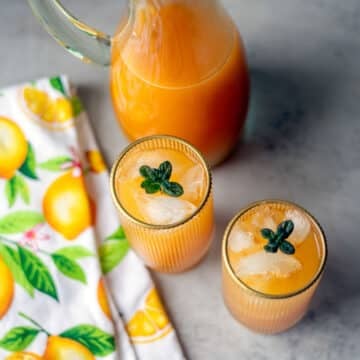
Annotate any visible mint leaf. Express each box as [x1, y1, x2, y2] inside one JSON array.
[[277, 220, 294, 238], [140, 165, 156, 180], [159, 161, 172, 181], [264, 243, 278, 253], [139, 160, 183, 197], [262, 219, 295, 254], [141, 179, 161, 194], [161, 180, 183, 197], [260, 228, 275, 241], [280, 240, 295, 255]]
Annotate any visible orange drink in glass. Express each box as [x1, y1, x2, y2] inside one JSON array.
[[222, 200, 327, 333], [110, 135, 214, 273]]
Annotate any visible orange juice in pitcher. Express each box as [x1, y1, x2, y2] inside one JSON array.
[[28, 0, 249, 166]]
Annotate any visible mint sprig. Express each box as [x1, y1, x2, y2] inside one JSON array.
[[261, 219, 295, 255], [139, 161, 183, 197]]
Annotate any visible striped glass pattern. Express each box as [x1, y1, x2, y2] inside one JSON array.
[[110, 135, 214, 273], [222, 200, 327, 334]]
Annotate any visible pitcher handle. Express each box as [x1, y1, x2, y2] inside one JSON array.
[[28, 0, 112, 66]]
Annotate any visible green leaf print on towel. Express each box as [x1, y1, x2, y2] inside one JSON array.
[[99, 226, 130, 274], [49, 76, 84, 117], [60, 325, 115, 356], [51, 254, 87, 284], [3, 141, 39, 208], [0, 327, 40, 351], [0, 313, 116, 357], [0, 211, 95, 301], [18, 143, 38, 180], [0, 211, 44, 235], [18, 246, 58, 301]]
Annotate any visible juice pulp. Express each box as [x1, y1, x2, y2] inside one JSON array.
[[227, 202, 324, 295], [110, 0, 249, 166], [111, 136, 214, 272], [116, 148, 207, 224]]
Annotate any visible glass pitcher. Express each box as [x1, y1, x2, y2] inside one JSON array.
[[28, 0, 249, 166]]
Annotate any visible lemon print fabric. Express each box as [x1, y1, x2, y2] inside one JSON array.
[[0, 116, 39, 208], [0, 255, 15, 319], [43, 336, 95, 360], [86, 150, 107, 173], [0, 116, 28, 179], [97, 278, 112, 320], [0, 76, 183, 360], [126, 288, 172, 344], [19, 76, 83, 131], [0, 313, 114, 359], [43, 171, 94, 240], [5, 352, 43, 360]]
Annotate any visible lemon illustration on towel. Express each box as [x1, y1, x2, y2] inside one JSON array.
[[43, 336, 94, 360], [0, 117, 28, 179], [19, 77, 83, 131], [86, 150, 107, 173], [43, 171, 95, 240], [6, 352, 42, 360], [126, 288, 172, 344], [0, 256, 15, 319], [97, 278, 112, 320], [0, 313, 115, 359]]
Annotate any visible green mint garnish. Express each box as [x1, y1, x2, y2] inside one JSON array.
[[261, 219, 295, 255], [139, 161, 184, 197]]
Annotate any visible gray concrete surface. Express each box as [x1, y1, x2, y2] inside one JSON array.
[[1, 1, 360, 359]]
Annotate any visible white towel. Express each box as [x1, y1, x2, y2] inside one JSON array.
[[0, 75, 184, 360]]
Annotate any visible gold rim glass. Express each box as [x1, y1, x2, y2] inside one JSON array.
[[109, 135, 214, 273], [222, 199, 328, 300], [110, 135, 212, 230]]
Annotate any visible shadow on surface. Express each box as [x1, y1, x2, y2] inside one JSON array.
[[222, 65, 338, 168]]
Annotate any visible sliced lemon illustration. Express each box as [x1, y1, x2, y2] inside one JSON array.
[[86, 150, 107, 173], [19, 86, 76, 131], [6, 352, 43, 360], [97, 278, 112, 319], [126, 288, 172, 344]]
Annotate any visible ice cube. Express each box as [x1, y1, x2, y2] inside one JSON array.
[[178, 164, 205, 203], [252, 213, 277, 230], [228, 228, 255, 252], [236, 251, 302, 278], [285, 209, 310, 245], [125, 150, 169, 179], [140, 195, 197, 225]]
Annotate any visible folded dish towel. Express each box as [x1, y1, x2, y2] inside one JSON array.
[[0, 76, 184, 360]]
